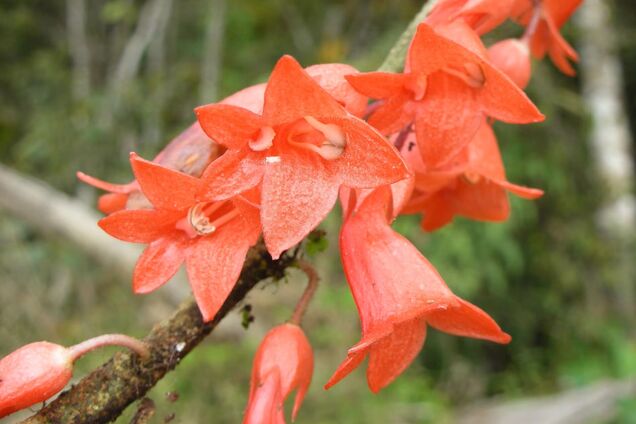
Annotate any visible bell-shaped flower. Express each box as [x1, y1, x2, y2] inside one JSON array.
[[98, 153, 261, 322], [244, 324, 313, 423], [196, 55, 408, 259], [426, 0, 519, 35], [512, 0, 582, 75], [488, 38, 532, 89], [401, 119, 543, 231], [346, 22, 543, 170], [325, 186, 510, 393]]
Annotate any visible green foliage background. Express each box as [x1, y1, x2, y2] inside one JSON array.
[[1, 0, 635, 422]]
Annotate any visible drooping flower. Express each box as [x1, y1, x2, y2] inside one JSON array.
[[401, 119, 543, 231], [325, 186, 510, 392], [244, 324, 313, 424], [512, 0, 582, 76], [98, 153, 261, 322], [347, 22, 543, 170], [196, 55, 409, 259], [426, 0, 519, 35], [488, 38, 532, 89], [0, 335, 148, 418]]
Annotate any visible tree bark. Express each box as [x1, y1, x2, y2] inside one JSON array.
[[199, 0, 227, 103]]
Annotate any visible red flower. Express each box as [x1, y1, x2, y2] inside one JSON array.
[[0, 342, 73, 418], [346, 22, 543, 170], [325, 186, 510, 392], [401, 119, 543, 231], [488, 38, 532, 89], [196, 55, 409, 259], [426, 0, 519, 34], [244, 324, 313, 424], [98, 153, 261, 322], [512, 0, 582, 75]]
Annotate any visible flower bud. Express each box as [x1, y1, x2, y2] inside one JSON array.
[[488, 39, 532, 89], [0, 342, 73, 418]]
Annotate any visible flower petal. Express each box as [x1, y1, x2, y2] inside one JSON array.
[[328, 116, 410, 188], [414, 73, 482, 168], [185, 219, 255, 322], [97, 193, 129, 214], [261, 149, 339, 259], [76, 171, 136, 194], [130, 153, 201, 211], [324, 350, 367, 390], [345, 72, 407, 100], [98, 209, 180, 243], [244, 369, 285, 424], [427, 297, 511, 344], [199, 148, 265, 201], [491, 178, 544, 199], [306, 63, 369, 117], [367, 319, 427, 393], [263, 55, 345, 125], [194, 104, 264, 149], [133, 233, 186, 294]]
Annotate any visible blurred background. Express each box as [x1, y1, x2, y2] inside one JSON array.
[[1, 0, 635, 422]]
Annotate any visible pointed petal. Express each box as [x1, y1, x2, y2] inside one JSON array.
[[199, 149, 265, 201], [345, 72, 407, 99], [414, 74, 482, 168], [261, 149, 339, 259], [220, 83, 266, 114], [306, 63, 369, 117], [427, 297, 511, 343], [420, 193, 456, 232], [367, 319, 427, 392], [263, 55, 345, 125], [409, 23, 478, 74], [194, 104, 264, 149], [97, 193, 129, 214], [98, 209, 180, 243], [244, 369, 284, 424], [130, 153, 201, 211], [133, 234, 186, 294], [455, 178, 511, 222], [185, 219, 255, 322], [479, 61, 544, 124], [329, 116, 410, 188], [492, 178, 544, 199], [76, 171, 135, 194], [324, 350, 367, 390]]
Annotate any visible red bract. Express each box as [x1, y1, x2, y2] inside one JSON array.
[[347, 22, 543, 170], [488, 38, 532, 89], [98, 153, 261, 322], [401, 119, 543, 231], [325, 186, 510, 392], [426, 0, 518, 35], [196, 55, 408, 259], [0, 342, 73, 418], [244, 324, 313, 424], [513, 0, 582, 75]]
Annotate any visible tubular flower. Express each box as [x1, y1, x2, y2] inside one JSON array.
[[325, 186, 510, 393], [98, 153, 261, 322], [488, 38, 532, 89], [196, 55, 409, 259], [513, 0, 582, 76], [347, 22, 543, 170], [401, 119, 543, 231], [426, 0, 519, 35], [244, 324, 313, 424]]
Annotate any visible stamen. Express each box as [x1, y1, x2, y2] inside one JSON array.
[[249, 127, 275, 152], [187, 202, 239, 235], [288, 116, 346, 160], [463, 172, 482, 184], [442, 63, 485, 88]]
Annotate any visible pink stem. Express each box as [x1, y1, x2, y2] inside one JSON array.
[[289, 260, 320, 326], [68, 334, 150, 362]]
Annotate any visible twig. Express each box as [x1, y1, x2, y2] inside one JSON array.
[[289, 260, 320, 326], [129, 398, 156, 424]]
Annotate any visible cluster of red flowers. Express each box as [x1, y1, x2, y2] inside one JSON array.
[[0, 0, 582, 421]]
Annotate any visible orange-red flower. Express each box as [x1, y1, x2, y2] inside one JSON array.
[[347, 22, 543, 170], [401, 119, 543, 231], [513, 0, 582, 75], [488, 38, 532, 89], [98, 153, 261, 322], [196, 55, 408, 259], [244, 324, 313, 424], [325, 186, 510, 392], [426, 0, 519, 34]]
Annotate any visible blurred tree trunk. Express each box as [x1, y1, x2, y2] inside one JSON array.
[[200, 0, 227, 103], [577, 0, 636, 323], [66, 0, 91, 101]]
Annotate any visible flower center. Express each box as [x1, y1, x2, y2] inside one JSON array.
[[405, 73, 428, 101], [463, 172, 482, 184], [249, 127, 275, 152], [442, 63, 485, 88], [177, 200, 239, 237], [287, 116, 346, 160]]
